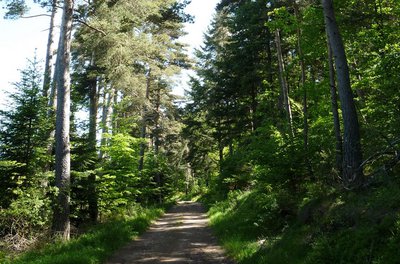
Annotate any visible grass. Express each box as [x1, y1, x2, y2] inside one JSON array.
[[0, 206, 164, 264], [205, 190, 282, 263], [204, 181, 400, 264]]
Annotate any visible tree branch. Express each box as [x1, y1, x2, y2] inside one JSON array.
[[360, 138, 400, 169], [75, 19, 107, 36], [21, 14, 52, 19]]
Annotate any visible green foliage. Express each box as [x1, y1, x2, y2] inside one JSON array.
[[219, 151, 254, 191], [2, 0, 190, 258], [205, 189, 287, 263], [0, 55, 49, 180], [0, 171, 53, 252], [267, 6, 297, 33], [97, 133, 143, 214], [0, 55, 52, 250], [2, 0, 29, 19], [301, 184, 400, 264], [2, 0, 400, 261], [0, 161, 24, 207], [141, 153, 182, 203], [1, 205, 164, 264], [205, 179, 400, 264]]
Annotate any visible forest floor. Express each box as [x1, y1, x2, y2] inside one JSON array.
[[106, 201, 234, 264]]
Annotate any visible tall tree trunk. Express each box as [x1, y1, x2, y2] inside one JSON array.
[[153, 84, 162, 204], [52, 0, 74, 240], [218, 144, 224, 167], [42, 3, 58, 174], [217, 117, 224, 173], [327, 34, 343, 174], [43, 60, 58, 174], [322, 0, 363, 188], [265, 18, 274, 86], [153, 86, 161, 155], [294, 3, 312, 176], [138, 69, 151, 172], [111, 88, 118, 134], [87, 66, 98, 222], [275, 29, 294, 136], [99, 85, 114, 159], [42, 0, 57, 98], [250, 84, 257, 132]]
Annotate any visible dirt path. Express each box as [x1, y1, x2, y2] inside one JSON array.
[[106, 201, 234, 264]]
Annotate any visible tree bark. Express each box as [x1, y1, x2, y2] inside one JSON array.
[[52, 0, 74, 240], [322, 0, 363, 188], [327, 34, 343, 174], [88, 65, 98, 222], [265, 19, 274, 86], [99, 84, 114, 159], [275, 29, 294, 136], [250, 86, 257, 132], [294, 3, 312, 176], [111, 88, 118, 134], [42, 0, 57, 98], [153, 85, 161, 155], [138, 69, 151, 172], [153, 84, 162, 204], [42, 2, 58, 173]]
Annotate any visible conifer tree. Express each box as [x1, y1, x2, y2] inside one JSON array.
[[0, 55, 47, 205], [52, 0, 74, 240]]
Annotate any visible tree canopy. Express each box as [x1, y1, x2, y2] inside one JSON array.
[[0, 0, 400, 262]]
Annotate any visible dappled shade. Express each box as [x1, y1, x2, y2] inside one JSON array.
[[107, 202, 234, 264]]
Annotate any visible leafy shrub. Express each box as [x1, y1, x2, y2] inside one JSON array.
[[0, 172, 52, 252], [97, 133, 143, 215]]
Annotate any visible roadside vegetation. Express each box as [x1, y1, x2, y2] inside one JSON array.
[[1, 0, 399, 262], [1, 205, 165, 264], [202, 180, 400, 264], [184, 0, 400, 263]]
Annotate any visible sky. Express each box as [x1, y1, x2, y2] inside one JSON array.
[[0, 0, 219, 109]]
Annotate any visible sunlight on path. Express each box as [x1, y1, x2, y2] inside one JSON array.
[[106, 201, 234, 264]]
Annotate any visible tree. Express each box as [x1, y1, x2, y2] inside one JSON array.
[[275, 29, 294, 135], [1, 0, 60, 176], [322, 0, 364, 188], [42, 0, 58, 99], [0, 55, 48, 205], [52, 0, 74, 240], [326, 34, 342, 174]]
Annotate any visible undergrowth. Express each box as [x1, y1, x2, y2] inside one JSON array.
[[0, 205, 164, 264], [204, 181, 400, 264]]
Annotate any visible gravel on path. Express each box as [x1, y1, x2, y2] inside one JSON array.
[[106, 201, 235, 264]]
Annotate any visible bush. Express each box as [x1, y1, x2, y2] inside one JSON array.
[[0, 172, 52, 252]]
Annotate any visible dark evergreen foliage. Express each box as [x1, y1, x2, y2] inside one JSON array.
[[0, 55, 48, 206], [1, 0, 400, 262]]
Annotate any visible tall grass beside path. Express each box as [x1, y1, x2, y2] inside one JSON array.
[[1, 206, 164, 264]]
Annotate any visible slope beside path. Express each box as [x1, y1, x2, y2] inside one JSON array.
[[106, 201, 235, 264]]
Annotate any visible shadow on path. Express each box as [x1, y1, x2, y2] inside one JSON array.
[[106, 201, 234, 264]]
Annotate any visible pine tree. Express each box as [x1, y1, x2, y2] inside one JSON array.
[[0, 54, 48, 206], [52, 0, 74, 240]]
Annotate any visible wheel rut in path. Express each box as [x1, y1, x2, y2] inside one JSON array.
[[106, 201, 234, 264]]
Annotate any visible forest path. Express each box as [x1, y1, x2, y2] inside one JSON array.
[[106, 201, 234, 264]]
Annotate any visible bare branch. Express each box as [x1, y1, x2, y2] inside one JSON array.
[[75, 19, 107, 36], [21, 14, 52, 19], [360, 138, 400, 169]]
